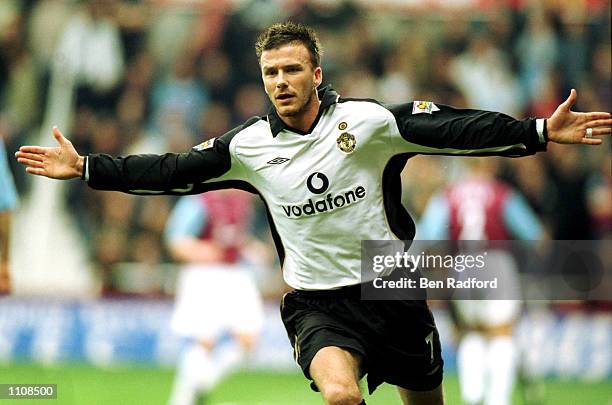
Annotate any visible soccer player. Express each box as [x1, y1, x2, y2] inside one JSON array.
[[0, 138, 18, 294], [165, 190, 265, 405], [15, 22, 611, 405], [418, 158, 543, 405]]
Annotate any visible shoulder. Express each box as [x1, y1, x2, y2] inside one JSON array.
[[336, 97, 396, 123], [338, 96, 383, 106], [194, 116, 268, 154], [337, 97, 387, 113], [219, 116, 269, 144]]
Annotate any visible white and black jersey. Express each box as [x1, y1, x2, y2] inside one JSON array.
[[86, 86, 547, 290]]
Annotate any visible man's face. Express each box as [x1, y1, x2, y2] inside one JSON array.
[[260, 43, 322, 119]]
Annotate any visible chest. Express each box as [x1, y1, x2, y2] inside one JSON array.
[[246, 117, 387, 202]]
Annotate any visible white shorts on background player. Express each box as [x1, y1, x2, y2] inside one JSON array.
[[171, 264, 264, 341], [453, 251, 521, 327]]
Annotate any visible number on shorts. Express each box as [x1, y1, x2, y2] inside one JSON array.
[[425, 331, 434, 363]]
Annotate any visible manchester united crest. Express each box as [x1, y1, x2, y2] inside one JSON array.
[[336, 132, 356, 154]]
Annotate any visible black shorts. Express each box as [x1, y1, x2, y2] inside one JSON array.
[[280, 283, 443, 394]]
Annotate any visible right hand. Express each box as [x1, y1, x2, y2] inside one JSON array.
[[15, 127, 84, 179]]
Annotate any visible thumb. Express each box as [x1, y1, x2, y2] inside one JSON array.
[[560, 89, 577, 112], [52, 126, 68, 146]]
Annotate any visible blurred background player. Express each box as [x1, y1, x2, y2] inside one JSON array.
[[418, 158, 544, 405], [164, 189, 268, 405], [0, 137, 18, 294]]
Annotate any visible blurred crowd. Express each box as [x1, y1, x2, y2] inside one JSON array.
[[0, 0, 609, 296]]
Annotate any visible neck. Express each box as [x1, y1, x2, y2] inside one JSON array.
[[280, 91, 321, 133]]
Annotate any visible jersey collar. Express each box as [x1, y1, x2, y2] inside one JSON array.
[[268, 85, 339, 137]]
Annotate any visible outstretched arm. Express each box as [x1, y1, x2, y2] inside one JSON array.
[[547, 89, 611, 144], [15, 127, 84, 179], [388, 89, 610, 156], [16, 124, 249, 195]]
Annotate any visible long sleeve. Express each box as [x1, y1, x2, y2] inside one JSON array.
[[86, 120, 253, 195], [387, 102, 547, 157]]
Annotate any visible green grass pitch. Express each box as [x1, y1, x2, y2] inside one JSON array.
[[1, 363, 610, 404]]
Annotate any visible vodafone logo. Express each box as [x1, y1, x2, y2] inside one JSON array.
[[281, 172, 367, 218], [306, 172, 330, 194]]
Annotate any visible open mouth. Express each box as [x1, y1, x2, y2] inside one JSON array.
[[276, 94, 294, 101]]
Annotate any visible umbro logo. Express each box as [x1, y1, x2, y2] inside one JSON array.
[[267, 157, 290, 165]]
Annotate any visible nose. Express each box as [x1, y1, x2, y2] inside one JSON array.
[[276, 70, 288, 88]]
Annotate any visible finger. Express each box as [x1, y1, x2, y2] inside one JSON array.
[[591, 127, 611, 136], [14, 152, 44, 162], [25, 167, 48, 176], [587, 112, 611, 120], [560, 89, 577, 112], [580, 137, 603, 145], [17, 157, 46, 168], [586, 118, 612, 128], [17, 146, 51, 154], [53, 126, 67, 146]]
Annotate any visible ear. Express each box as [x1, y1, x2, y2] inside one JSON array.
[[314, 66, 323, 88]]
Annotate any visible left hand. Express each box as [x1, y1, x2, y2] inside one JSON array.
[[547, 89, 611, 145]]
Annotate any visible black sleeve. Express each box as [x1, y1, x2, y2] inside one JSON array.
[[86, 119, 256, 194], [387, 102, 547, 157]]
